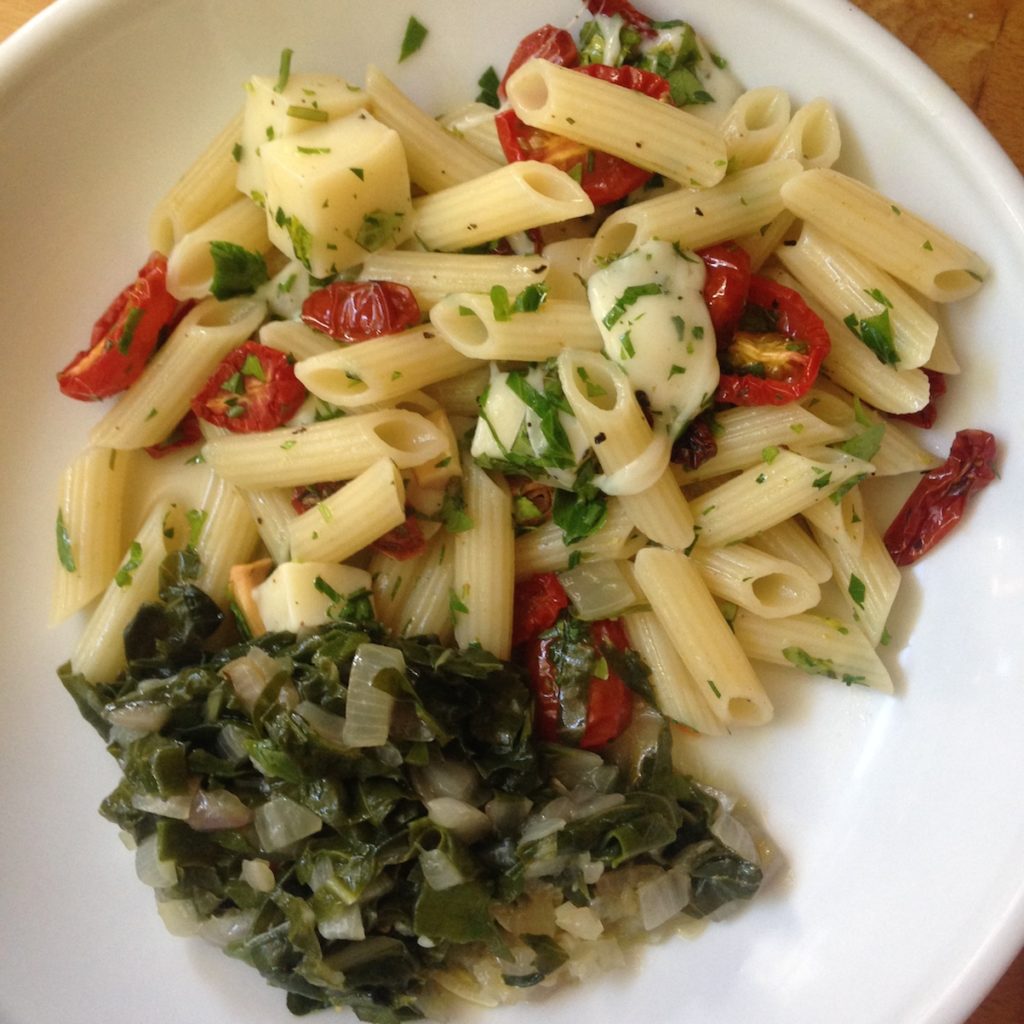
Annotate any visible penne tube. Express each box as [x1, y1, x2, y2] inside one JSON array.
[[288, 458, 406, 563], [623, 610, 728, 735], [506, 59, 727, 188], [589, 159, 803, 266], [51, 447, 134, 624], [239, 487, 295, 566], [412, 161, 594, 252], [688, 446, 874, 549], [193, 474, 261, 608], [165, 198, 271, 301], [365, 64, 502, 193], [733, 610, 894, 693], [781, 169, 989, 302], [149, 109, 244, 255], [429, 292, 603, 361], [691, 543, 821, 619], [558, 349, 694, 550], [398, 531, 456, 642], [748, 518, 834, 584], [295, 326, 482, 408], [776, 222, 938, 371], [719, 87, 792, 170], [423, 365, 492, 417], [452, 459, 514, 659], [258, 319, 338, 361], [202, 408, 447, 489], [633, 547, 773, 728], [358, 250, 550, 310]]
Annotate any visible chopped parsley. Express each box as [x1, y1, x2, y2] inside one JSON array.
[[848, 573, 867, 609], [354, 209, 405, 252], [274, 48, 293, 92], [209, 241, 269, 300], [476, 65, 500, 108], [844, 291, 899, 365], [399, 16, 428, 62], [117, 306, 144, 354], [601, 282, 663, 329], [114, 541, 144, 588], [783, 647, 866, 686], [56, 510, 76, 572], [285, 105, 329, 122]]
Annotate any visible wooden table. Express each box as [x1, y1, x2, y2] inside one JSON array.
[[1, 0, 1021, 1021]]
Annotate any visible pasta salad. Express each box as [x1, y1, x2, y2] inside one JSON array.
[[52, 0, 998, 1019]]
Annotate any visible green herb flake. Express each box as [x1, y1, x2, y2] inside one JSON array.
[[449, 588, 469, 616], [707, 679, 722, 699], [114, 541, 144, 588], [783, 646, 866, 687], [209, 240, 269, 299], [761, 445, 780, 464], [231, 142, 243, 163], [399, 16, 428, 62], [476, 65, 500, 108], [186, 508, 208, 548], [350, 167, 365, 180], [274, 47, 294, 93], [117, 306, 144, 354], [286, 105, 329, 122], [56, 509, 76, 572], [848, 573, 867, 609], [354, 209, 405, 252], [668, 364, 686, 379], [490, 284, 512, 322], [922, 240, 934, 251], [602, 282, 663, 329]]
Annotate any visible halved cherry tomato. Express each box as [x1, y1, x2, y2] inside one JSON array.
[[301, 280, 421, 343], [715, 275, 830, 406], [883, 429, 997, 566], [192, 341, 306, 432], [698, 242, 752, 343], [524, 615, 633, 749], [894, 368, 946, 429], [585, 0, 656, 33], [144, 411, 202, 459], [57, 253, 180, 401], [371, 514, 427, 561], [500, 24, 579, 98], [495, 64, 670, 207], [512, 572, 570, 647]]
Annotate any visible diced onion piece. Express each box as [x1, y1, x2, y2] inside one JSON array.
[[188, 788, 254, 831], [103, 700, 171, 734], [223, 646, 283, 712], [131, 778, 197, 821], [341, 643, 404, 748], [254, 795, 323, 851], [484, 793, 532, 835], [419, 848, 467, 891], [557, 560, 640, 621], [554, 901, 604, 940], [710, 810, 761, 866], [426, 797, 492, 843], [318, 903, 366, 941], [241, 858, 276, 893], [198, 908, 258, 948], [135, 834, 178, 888], [156, 897, 201, 936], [412, 759, 485, 805], [637, 864, 692, 931], [296, 700, 348, 748]]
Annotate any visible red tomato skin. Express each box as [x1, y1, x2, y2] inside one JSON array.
[[371, 514, 427, 561], [500, 25, 579, 98], [290, 481, 343, 515], [512, 573, 570, 647], [57, 253, 179, 401], [883, 429, 998, 566], [893, 369, 946, 429], [496, 65, 669, 207], [300, 281, 421, 343], [698, 243, 752, 344], [192, 340, 307, 433], [715, 275, 830, 406], [144, 411, 202, 459], [585, 0, 656, 32], [523, 615, 633, 749]]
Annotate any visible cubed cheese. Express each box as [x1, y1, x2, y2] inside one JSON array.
[[261, 111, 413, 277], [236, 73, 367, 200]]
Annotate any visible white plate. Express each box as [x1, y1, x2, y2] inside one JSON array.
[[1, 1, 1022, 1022]]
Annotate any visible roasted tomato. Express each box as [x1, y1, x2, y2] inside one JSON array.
[[883, 429, 998, 566], [57, 253, 180, 400], [512, 572, 571, 647], [698, 242, 752, 343], [192, 341, 306, 432], [496, 64, 671, 206], [715, 275, 830, 406], [894, 369, 947, 429], [300, 281, 421, 342], [144, 411, 203, 459], [500, 24, 579, 98], [291, 481, 343, 515], [371, 514, 428, 561]]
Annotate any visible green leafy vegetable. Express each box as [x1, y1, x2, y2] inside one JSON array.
[[399, 16, 428, 62]]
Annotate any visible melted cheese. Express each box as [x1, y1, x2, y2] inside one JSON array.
[[587, 240, 719, 438]]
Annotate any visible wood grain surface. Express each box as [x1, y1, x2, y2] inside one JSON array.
[[1, 1, 1021, 1021]]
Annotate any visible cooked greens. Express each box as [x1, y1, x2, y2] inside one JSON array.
[[61, 557, 763, 1020]]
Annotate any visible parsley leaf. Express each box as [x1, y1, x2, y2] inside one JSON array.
[[209, 241, 269, 300], [56, 509, 76, 572], [476, 66, 500, 109], [399, 16, 428, 62]]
